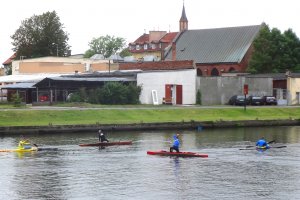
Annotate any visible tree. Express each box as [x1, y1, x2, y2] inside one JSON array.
[[119, 48, 132, 58], [11, 11, 71, 59], [4, 64, 12, 75], [84, 35, 126, 58], [247, 24, 300, 73]]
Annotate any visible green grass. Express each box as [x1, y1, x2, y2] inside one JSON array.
[[0, 107, 299, 127]]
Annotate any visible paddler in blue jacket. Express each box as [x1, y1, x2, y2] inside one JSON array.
[[256, 137, 269, 149], [170, 134, 180, 153]]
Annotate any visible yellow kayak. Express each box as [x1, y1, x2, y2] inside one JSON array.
[[0, 140, 38, 152], [0, 147, 38, 152]]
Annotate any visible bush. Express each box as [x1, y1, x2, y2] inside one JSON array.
[[99, 82, 128, 104], [67, 83, 141, 105], [196, 89, 202, 105], [11, 93, 22, 107], [126, 83, 142, 104]]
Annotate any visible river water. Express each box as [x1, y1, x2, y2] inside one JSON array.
[[0, 126, 299, 200]]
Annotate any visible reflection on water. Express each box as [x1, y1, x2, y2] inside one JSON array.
[[0, 126, 299, 199]]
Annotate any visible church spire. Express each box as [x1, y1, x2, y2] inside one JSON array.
[[179, 1, 188, 31]]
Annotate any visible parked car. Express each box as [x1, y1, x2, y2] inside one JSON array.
[[39, 94, 49, 102], [228, 95, 247, 106], [247, 96, 264, 106], [262, 96, 277, 105]]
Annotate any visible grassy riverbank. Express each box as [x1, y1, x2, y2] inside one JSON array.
[[0, 106, 299, 126]]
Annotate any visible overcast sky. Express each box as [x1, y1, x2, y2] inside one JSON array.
[[1, 0, 299, 65]]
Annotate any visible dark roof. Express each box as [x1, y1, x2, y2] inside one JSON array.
[[1, 82, 36, 89], [165, 25, 262, 64], [35, 76, 136, 84], [119, 60, 194, 71]]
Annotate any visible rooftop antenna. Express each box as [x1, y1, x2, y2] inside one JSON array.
[[169, 24, 171, 32]]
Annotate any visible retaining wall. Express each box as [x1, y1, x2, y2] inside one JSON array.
[[0, 119, 299, 136]]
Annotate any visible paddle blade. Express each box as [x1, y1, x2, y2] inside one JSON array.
[[271, 145, 287, 148], [239, 148, 254, 150]]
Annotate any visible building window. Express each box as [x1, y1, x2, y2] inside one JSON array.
[[229, 67, 236, 72], [211, 68, 219, 76], [151, 44, 156, 49], [136, 45, 140, 50], [197, 68, 202, 76], [159, 43, 162, 49], [144, 44, 148, 50]]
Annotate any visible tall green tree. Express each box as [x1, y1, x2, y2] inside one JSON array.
[[84, 35, 126, 58], [11, 11, 71, 59], [248, 24, 300, 73]]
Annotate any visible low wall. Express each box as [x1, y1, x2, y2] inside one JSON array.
[[0, 119, 299, 136]]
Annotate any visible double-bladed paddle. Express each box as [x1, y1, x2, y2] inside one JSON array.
[[239, 144, 287, 150], [245, 140, 275, 148]]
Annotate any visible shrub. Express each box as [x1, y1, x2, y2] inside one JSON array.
[[11, 93, 22, 107], [67, 83, 141, 105], [196, 89, 202, 105]]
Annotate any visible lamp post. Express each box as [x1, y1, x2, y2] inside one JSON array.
[[52, 43, 58, 57]]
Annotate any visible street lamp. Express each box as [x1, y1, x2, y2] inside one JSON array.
[[52, 43, 58, 57]]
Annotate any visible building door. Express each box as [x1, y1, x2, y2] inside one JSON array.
[[165, 84, 172, 100], [176, 85, 182, 104]]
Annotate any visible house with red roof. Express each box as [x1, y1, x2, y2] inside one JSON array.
[[128, 31, 178, 62], [128, 4, 189, 62], [2, 53, 16, 75]]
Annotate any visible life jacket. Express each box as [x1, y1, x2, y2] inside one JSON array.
[[18, 140, 32, 149], [172, 135, 180, 148]]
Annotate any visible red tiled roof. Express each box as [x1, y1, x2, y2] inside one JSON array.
[[160, 32, 178, 43], [120, 60, 194, 71], [2, 53, 16, 65], [131, 34, 149, 44], [130, 32, 178, 45]]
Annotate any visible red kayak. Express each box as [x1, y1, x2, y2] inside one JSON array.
[[147, 150, 208, 158], [79, 141, 132, 147]]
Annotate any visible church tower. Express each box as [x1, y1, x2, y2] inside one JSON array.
[[179, 3, 188, 31]]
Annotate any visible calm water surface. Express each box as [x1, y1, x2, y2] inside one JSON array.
[[0, 126, 300, 200]]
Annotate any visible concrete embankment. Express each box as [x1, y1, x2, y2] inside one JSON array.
[[0, 119, 299, 136]]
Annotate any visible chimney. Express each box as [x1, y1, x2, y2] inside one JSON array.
[[172, 42, 176, 61]]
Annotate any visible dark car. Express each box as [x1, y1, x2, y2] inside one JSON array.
[[262, 96, 277, 105], [247, 96, 264, 106], [229, 95, 247, 106]]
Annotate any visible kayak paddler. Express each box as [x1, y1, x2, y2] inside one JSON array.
[[170, 134, 180, 153], [256, 137, 269, 149], [98, 130, 109, 143], [17, 137, 37, 151], [18, 140, 31, 149]]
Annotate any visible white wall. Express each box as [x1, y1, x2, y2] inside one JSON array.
[[287, 77, 300, 105], [137, 69, 196, 105]]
